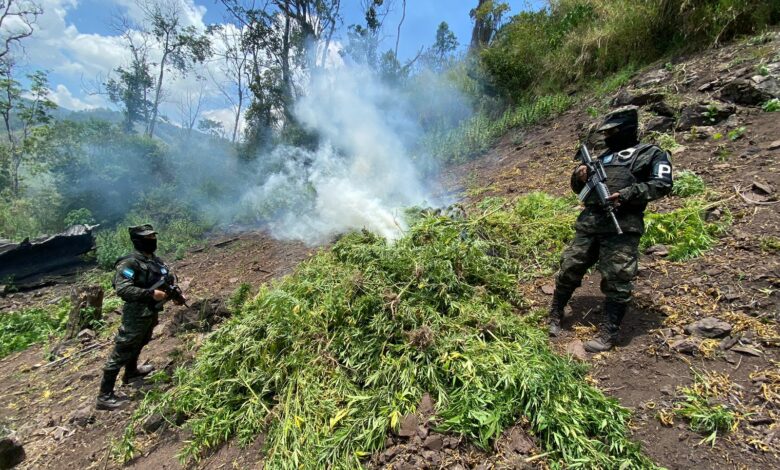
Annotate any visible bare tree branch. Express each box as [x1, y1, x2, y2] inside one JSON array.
[[0, 0, 43, 63]]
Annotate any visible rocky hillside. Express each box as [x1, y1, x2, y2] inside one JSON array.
[[1, 31, 779, 470]]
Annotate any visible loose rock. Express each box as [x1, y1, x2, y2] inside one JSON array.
[[647, 100, 675, 117], [752, 181, 775, 195], [676, 102, 735, 130], [684, 317, 733, 338], [669, 336, 701, 354], [68, 406, 95, 427], [644, 116, 675, 133], [565, 340, 588, 361], [718, 79, 774, 106], [645, 244, 670, 257], [422, 434, 443, 451], [397, 414, 418, 437], [612, 89, 665, 107]]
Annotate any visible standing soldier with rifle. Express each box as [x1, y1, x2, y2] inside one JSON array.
[[96, 224, 186, 410], [548, 106, 673, 352]]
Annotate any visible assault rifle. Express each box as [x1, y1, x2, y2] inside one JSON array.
[[577, 144, 623, 235], [150, 272, 188, 309]]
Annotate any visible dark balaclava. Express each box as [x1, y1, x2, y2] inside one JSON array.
[[128, 224, 158, 254], [599, 106, 639, 152], [132, 237, 157, 254]]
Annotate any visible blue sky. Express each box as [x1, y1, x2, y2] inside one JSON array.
[[22, 0, 545, 130]]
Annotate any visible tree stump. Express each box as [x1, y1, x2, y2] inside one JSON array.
[[65, 285, 104, 339]]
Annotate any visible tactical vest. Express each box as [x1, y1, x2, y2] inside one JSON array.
[[585, 144, 653, 212], [113, 252, 170, 291]]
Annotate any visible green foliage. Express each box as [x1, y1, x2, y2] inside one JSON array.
[[228, 283, 252, 313], [424, 94, 575, 163], [121, 193, 655, 469], [641, 199, 731, 261], [760, 236, 780, 253], [63, 208, 96, 226], [674, 371, 736, 446], [648, 132, 681, 153], [672, 170, 706, 197], [727, 126, 746, 141], [0, 299, 71, 359], [591, 66, 636, 97], [480, 0, 780, 100], [0, 189, 63, 241], [95, 213, 206, 270], [762, 98, 780, 112]]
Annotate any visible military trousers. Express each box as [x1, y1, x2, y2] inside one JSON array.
[[554, 231, 640, 304], [103, 311, 158, 373]]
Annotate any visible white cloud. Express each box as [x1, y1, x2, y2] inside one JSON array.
[[19, 0, 237, 120], [48, 83, 105, 110]]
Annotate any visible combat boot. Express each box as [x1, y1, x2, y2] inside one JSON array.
[[123, 363, 155, 384], [96, 370, 128, 411], [548, 290, 573, 337], [584, 301, 627, 353]]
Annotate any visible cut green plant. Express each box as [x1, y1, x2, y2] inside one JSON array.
[[672, 170, 706, 198], [120, 193, 656, 469], [674, 370, 738, 446], [641, 199, 731, 261]]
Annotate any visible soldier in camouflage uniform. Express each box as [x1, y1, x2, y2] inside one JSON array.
[[96, 224, 182, 410], [549, 106, 673, 352]]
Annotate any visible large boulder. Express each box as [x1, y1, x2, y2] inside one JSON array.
[[676, 102, 735, 130], [718, 78, 774, 106]]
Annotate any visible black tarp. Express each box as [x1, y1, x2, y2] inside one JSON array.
[[0, 225, 98, 281]]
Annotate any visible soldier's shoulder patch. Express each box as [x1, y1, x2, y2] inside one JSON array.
[[121, 267, 135, 279]]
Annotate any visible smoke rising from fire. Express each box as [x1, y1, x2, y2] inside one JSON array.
[[232, 64, 465, 245]]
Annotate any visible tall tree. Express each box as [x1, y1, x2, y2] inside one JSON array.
[[138, 0, 211, 138], [423, 21, 459, 71], [0, 0, 43, 63], [208, 23, 251, 143], [0, 65, 56, 195], [469, 0, 509, 51], [176, 81, 205, 135]]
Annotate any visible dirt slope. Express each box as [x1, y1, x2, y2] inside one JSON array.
[[1, 33, 779, 470]]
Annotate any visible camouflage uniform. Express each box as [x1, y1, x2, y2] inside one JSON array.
[[556, 143, 673, 302], [103, 250, 170, 375], [97, 224, 173, 410], [549, 106, 673, 351]]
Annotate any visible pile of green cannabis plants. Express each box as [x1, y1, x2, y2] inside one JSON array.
[[125, 196, 654, 469]]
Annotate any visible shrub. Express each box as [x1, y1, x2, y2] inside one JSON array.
[[672, 170, 706, 197], [481, 0, 780, 100], [674, 370, 737, 446], [63, 208, 96, 226], [96, 214, 206, 269], [120, 194, 654, 468], [0, 299, 71, 359], [424, 94, 575, 163]]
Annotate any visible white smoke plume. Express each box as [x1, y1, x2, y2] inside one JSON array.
[[238, 65, 447, 245]]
